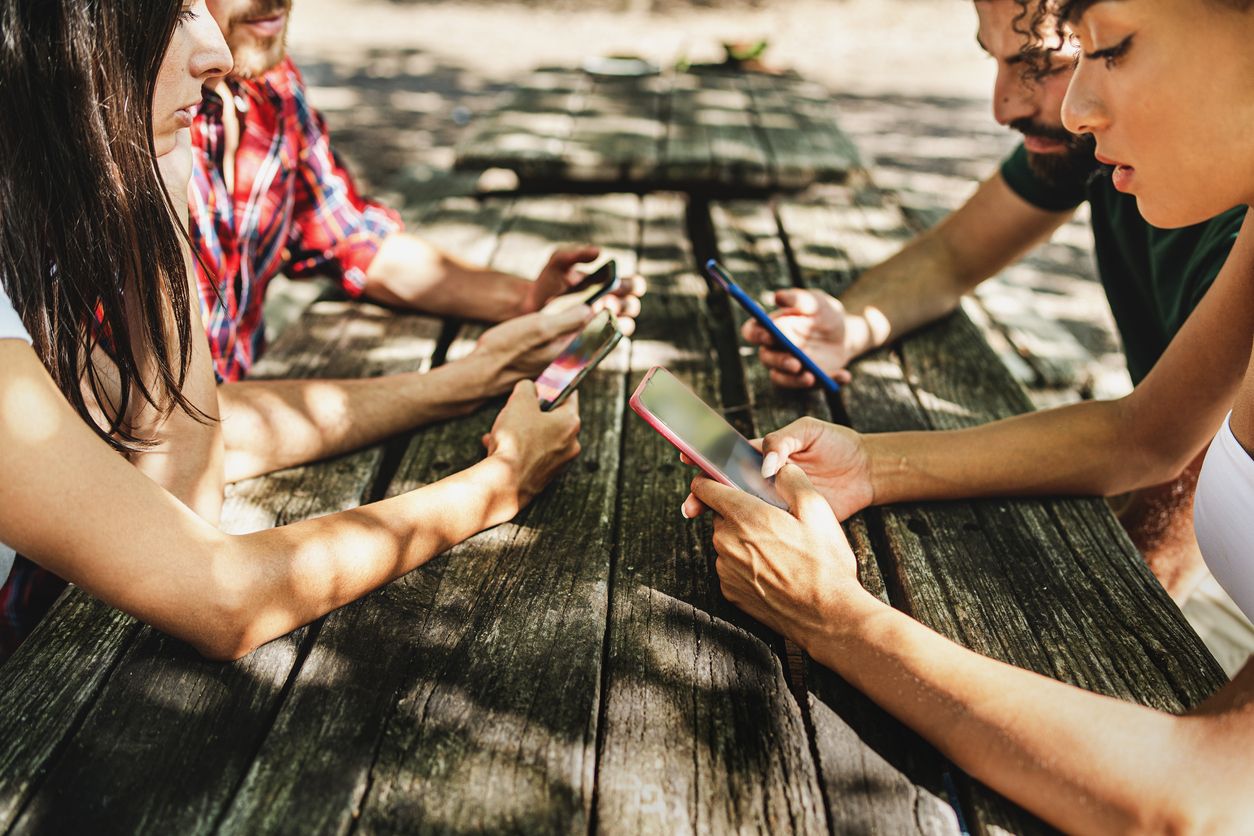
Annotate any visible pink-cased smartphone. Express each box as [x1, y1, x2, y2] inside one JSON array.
[[630, 366, 788, 509]]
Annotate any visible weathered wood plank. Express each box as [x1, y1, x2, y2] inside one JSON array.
[[694, 74, 771, 189], [455, 70, 859, 191], [710, 199, 958, 835], [455, 72, 588, 181], [2, 303, 445, 836], [0, 593, 139, 831], [972, 276, 1092, 388], [777, 195, 1227, 835], [593, 193, 826, 836], [217, 194, 640, 835], [897, 312, 1227, 707], [563, 76, 665, 183], [357, 194, 639, 833]]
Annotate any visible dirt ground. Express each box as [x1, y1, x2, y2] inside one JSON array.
[[280, 0, 1254, 672]]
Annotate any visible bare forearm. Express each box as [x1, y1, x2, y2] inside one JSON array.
[[803, 599, 1213, 836], [864, 397, 1196, 504], [209, 455, 519, 659], [837, 232, 970, 354], [218, 360, 493, 482], [363, 232, 528, 321], [839, 174, 1071, 357]]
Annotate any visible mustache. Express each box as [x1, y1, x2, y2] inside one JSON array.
[[230, 0, 291, 25], [1009, 117, 1087, 147]]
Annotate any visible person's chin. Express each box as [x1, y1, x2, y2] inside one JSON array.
[[227, 38, 287, 80], [1133, 190, 1210, 231], [153, 132, 177, 158]]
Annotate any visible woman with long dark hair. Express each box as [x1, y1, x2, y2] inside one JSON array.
[[0, 0, 582, 661]]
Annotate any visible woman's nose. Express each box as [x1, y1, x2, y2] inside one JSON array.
[[1061, 60, 1108, 135]]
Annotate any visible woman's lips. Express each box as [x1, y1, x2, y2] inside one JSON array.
[[242, 13, 286, 38], [1095, 153, 1135, 191], [172, 98, 200, 129], [1111, 164, 1135, 192]]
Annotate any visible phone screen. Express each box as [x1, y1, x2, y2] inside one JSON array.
[[634, 368, 787, 509], [536, 309, 621, 409]]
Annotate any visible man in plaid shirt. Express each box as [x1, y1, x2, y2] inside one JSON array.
[[196, 0, 644, 485]]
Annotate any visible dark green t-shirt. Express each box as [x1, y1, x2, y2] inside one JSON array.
[[1000, 143, 1245, 384]]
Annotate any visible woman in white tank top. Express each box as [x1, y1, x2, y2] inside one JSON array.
[[678, 1, 1254, 832]]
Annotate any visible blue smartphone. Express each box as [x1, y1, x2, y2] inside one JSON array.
[[704, 259, 841, 394]]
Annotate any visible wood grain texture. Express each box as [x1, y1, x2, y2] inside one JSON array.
[[709, 200, 958, 836], [564, 76, 665, 183], [456, 72, 588, 181], [216, 194, 641, 836], [594, 194, 826, 836], [777, 196, 1227, 836], [0, 593, 139, 831], [743, 76, 861, 191], [455, 70, 859, 191], [2, 302, 445, 836]]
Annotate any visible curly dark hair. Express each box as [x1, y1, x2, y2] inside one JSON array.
[[1013, 0, 1254, 77]]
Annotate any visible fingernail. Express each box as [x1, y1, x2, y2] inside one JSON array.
[[680, 505, 691, 519], [762, 451, 779, 478]]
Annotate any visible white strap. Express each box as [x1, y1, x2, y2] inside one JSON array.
[[0, 544, 14, 588], [1195, 412, 1254, 625]]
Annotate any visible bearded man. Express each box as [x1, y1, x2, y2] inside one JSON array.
[[742, 0, 1246, 605], [190, 0, 644, 485]]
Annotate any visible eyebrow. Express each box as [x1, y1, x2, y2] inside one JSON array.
[[975, 35, 1024, 65]]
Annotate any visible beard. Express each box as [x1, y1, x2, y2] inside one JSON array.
[[1010, 117, 1100, 187], [226, 0, 292, 80]]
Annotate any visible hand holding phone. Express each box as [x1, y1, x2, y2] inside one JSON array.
[[536, 308, 623, 411], [630, 366, 787, 509], [704, 259, 842, 394]]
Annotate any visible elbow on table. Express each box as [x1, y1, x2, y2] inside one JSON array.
[[187, 605, 265, 663], [178, 584, 276, 662], [1106, 398, 1209, 494], [1130, 787, 1254, 836]]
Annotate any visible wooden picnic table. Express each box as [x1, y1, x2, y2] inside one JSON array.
[[454, 69, 863, 192], [0, 188, 1227, 836]]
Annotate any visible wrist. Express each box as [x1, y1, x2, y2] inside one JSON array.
[[862, 432, 911, 507], [842, 313, 875, 357], [443, 354, 507, 404], [796, 587, 889, 662], [472, 453, 527, 527]]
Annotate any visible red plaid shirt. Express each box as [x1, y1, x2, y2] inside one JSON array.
[[190, 58, 402, 382]]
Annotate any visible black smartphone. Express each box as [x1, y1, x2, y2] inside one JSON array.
[[565, 260, 621, 306], [536, 308, 624, 411]]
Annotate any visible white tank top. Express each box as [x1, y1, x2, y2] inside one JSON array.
[[1194, 412, 1254, 624], [0, 283, 30, 344], [0, 282, 30, 584]]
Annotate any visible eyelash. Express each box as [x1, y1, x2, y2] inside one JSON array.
[[1085, 35, 1133, 68], [178, 9, 197, 25]]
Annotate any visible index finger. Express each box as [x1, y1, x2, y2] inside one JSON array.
[[689, 473, 765, 519]]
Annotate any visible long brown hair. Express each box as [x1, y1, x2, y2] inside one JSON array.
[[0, 0, 206, 452]]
